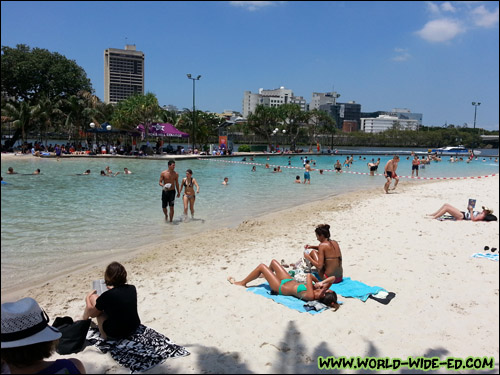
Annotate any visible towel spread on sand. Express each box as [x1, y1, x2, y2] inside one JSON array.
[[329, 277, 387, 302], [247, 277, 386, 313], [247, 283, 325, 314], [86, 325, 190, 373], [471, 253, 499, 261]]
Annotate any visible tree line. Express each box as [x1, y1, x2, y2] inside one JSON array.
[[2, 44, 497, 151]]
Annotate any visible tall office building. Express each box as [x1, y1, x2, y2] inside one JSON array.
[[104, 45, 144, 104]]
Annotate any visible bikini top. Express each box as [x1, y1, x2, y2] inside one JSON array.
[[183, 178, 194, 188]]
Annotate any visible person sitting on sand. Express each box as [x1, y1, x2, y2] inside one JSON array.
[[83, 261, 141, 340], [1, 297, 86, 374], [228, 259, 339, 310], [427, 203, 497, 222], [303, 224, 343, 282]]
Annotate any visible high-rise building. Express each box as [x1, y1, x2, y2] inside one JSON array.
[[104, 45, 144, 104]]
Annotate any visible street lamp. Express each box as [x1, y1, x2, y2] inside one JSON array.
[[89, 122, 96, 153], [187, 73, 201, 151], [472, 102, 481, 133]]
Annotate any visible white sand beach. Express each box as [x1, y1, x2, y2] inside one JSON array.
[[2, 176, 499, 373]]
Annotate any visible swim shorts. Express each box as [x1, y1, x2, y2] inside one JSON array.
[[386, 171, 393, 178], [304, 172, 310, 180], [162, 189, 176, 208], [412, 165, 419, 171]]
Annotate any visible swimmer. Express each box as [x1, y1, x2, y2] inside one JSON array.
[[32, 169, 41, 175], [123, 168, 132, 174], [251, 166, 256, 172], [295, 176, 301, 183], [7, 167, 17, 174], [222, 177, 229, 185]]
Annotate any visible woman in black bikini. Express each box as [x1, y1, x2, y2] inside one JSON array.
[[179, 169, 200, 219], [303, 224, 343, 282]]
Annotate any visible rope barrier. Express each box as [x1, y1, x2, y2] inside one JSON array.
[[198, 158, 498, 180]]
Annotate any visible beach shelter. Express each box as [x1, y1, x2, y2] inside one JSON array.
[[136, 123, 189, 138]]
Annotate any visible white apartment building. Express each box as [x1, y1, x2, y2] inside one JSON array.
[[309, 92, 340, 111], [104, 45, 144, 104], [360, 115, 419, 133], [242, 87, 306, 117]]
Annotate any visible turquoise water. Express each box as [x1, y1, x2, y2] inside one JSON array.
[[1, 152, 498, 291]]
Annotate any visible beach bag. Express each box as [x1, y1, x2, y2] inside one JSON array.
[[52, 317, 91, 354]]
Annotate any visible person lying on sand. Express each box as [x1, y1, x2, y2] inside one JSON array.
[[427, 203, 497, 222], [228, 259, 340, 310]]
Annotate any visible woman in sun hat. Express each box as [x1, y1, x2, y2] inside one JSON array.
[[1, 297, 86, 374]]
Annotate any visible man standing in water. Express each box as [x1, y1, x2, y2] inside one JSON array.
[[384, 155, 400, 193], [159, 160, 180, 222]]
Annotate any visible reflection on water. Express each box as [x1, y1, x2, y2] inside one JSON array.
[[1, 153, 498, 291]]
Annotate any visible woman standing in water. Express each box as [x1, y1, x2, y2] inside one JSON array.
[[179, 169, 200, 219]]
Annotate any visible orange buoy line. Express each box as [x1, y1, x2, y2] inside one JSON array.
[[198, 158, 498, 180]]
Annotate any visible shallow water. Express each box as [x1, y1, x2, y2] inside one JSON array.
[[1, 152, 498, 291]]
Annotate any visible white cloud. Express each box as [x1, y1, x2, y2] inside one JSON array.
[[441, 2, 456, 13], [471, 5, 499, 28], [229, 1, 285, 12], [392, 48, 411, 62], [426, 1, 440, 15], [418, 2, 498, 43], [416, 18, 464, 43]]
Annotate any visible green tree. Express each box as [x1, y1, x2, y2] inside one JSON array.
[[1, 101, 40, 144], [309, 109, 336, 148], [1, 44, 92, 102], [246, 105, 280, 146], [112, 93, 161, 135], [278, 104, 307, 151]]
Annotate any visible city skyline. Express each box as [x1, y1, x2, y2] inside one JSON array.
[[1, 1, 499, 130]]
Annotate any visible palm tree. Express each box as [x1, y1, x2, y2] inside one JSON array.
[[1, 101, 39, 145], [35, 95, 64, 146]]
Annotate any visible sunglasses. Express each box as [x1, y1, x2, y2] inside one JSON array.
[[484, 246, 497, 252]]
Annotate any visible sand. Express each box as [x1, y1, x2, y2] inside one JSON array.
[[2, 175, 499, 373]]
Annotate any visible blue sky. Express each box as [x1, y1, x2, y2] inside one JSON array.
[[1, 1, 499, 130]]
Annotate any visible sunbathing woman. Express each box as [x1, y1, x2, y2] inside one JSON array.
[[427, 203, 497, 221], [228, 259, 340, 310], [303, 224, 343, 282]]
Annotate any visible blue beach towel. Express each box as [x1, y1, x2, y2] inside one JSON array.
[[329, 277, 387, 302], [247, 283, 327, 314], [471, 253, 499, 261], [247, 277, 386, 313]]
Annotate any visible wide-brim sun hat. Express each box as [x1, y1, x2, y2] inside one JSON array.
[[1, 297, 61, 348], [482, 206, 493, 214]]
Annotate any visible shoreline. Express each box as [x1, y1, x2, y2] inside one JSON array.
[[2, 176, 498, 373]]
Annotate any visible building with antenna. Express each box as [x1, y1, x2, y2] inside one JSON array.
[[104, 45, 144, 104]]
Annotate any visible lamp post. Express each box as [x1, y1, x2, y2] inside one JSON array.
[[187, 74, 201, 152], [89, 122, 97, 154], [472, 102, 481, 133]]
